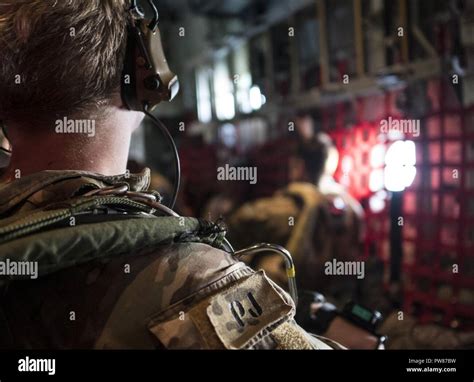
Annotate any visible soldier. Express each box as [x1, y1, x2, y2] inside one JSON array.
[[0, 0, 337, 350], [228, 133, 364, 304]]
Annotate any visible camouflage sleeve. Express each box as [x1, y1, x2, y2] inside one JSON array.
[[92, 242, 337, 350], [145, 247, 336, 350]]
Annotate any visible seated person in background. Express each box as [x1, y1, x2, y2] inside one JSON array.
[[228, 133, 364, 304]]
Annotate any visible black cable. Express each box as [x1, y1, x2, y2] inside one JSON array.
[[146, 0, 159, 31], [143, 107, 181, 210], [140, 110, 234, 252]]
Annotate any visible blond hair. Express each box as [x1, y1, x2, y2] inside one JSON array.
[[0, 0, 129, 123]]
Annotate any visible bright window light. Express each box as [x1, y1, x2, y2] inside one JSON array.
[[236, 73, 253, 114], [233, 43, 253, 114], [369, 169, 385, 192], [196, 68, 213, 123], [370, 144, 386, 167], [214, 59, 235, 121], [249, 85, 266, 111], [384, 140, 417, 192]]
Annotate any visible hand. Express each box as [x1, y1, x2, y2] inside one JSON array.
[[311, 303, 383, 350]]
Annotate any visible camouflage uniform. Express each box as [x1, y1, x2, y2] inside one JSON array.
[[0, 170, 336, 350]]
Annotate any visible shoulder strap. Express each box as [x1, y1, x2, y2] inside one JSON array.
[[0, 196, 228, 285]]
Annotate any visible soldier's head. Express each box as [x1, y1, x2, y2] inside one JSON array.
[[294, 113, 315, 142], [289, 133, 339, 185], [0, 0, 143, 178]]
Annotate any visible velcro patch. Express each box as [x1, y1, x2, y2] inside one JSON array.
[[206, 271, 294, 349]]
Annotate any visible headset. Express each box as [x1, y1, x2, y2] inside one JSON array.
[[121, 0, 181, 209], [122, 0, 179, 111], [0, 0, 181, 207]]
